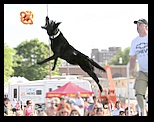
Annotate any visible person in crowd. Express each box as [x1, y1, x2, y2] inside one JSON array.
[[19, 99, 23, 110], [38, 111, 47, 116], [57, 106, 70, 116], [74, 91, 85, 116], [70, 105, 81, 116], [11, 98, 17, 115], [124, 107, 135, 116], [57, 96, 71, 112], [23, 100, 34, 116], [112, 101, 124, 116], [4, 98, 10, 116], [15, 110, 23, 116], [31, 100, 36, 114], [16, 101, 21, 111], [103, 104, 111, 116], [83, 98, 89, 116], [119, 111, 125, 116], [87, 96, 103, 116], [95, 107, 104, 116], [89, 103, 100, 116], [46, 99, 57, 116], [129, 18, 148, 116], [108, 100, 114, 115]]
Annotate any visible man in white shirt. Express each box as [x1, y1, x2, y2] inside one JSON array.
[[74, 91, 84, 116], [11, 98, 17, 114], [129, 18, 148, 116], [112, 101, 124, 116]]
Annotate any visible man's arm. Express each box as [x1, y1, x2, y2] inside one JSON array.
[[129, 55, 137, 76]]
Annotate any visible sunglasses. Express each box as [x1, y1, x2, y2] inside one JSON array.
[[60, 111, 67, 114], [94, 107, 98, 109], [28, 102, 32, 104]]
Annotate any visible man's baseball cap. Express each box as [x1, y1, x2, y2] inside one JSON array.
[[134, 18, 148, 25]]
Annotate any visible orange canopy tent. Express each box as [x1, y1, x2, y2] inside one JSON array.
[[46, 81, 94, 98]]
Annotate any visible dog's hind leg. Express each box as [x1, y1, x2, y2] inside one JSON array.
[[80, 65, 103, 92], [87, 71, 103, 92], [51, 58, 58, 71]]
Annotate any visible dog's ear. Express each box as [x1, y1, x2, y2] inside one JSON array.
[[54, 22, 61, 29], [41, 26, 47, 30]]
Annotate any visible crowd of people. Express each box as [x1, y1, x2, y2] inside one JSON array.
[[4, 91, 148, 116]]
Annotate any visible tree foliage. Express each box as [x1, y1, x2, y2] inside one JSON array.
[[4, 44, 16, 87], [109, 47, 130, 65], [13, 38, 61, 81]]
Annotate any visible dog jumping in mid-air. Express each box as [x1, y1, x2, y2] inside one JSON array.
[[37, 16, 106, 92]]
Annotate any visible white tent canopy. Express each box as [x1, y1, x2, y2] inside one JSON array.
[[8, 76, 29, 84]]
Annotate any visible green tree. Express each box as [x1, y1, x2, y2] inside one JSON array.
[[109, 47, 130, 65], [4, 44, 16, 87], [13, 38, 61, 81]]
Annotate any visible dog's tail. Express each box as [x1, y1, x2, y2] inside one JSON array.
[[88, 58, 106, 72]]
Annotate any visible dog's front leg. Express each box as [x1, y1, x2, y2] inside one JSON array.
[[37, 55, 56, 65], [51, 58, 58, 71]]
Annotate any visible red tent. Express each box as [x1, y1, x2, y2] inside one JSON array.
[[46, 82, 94, 98]]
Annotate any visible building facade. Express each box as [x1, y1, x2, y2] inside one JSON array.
[[91, 47, 121, 64]]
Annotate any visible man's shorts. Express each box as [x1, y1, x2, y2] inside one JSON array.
[[134, 71, 148, 98]]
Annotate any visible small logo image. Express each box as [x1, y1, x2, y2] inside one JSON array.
[[136, 42, 148, 49]]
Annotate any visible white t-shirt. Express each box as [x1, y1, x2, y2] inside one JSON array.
[[74, 97, 84, 116], [11, 101, 17, 108], [112, 108, 124, 116], [129, 35, 148, 72]]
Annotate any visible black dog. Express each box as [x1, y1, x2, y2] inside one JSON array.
[[37, 16, 106, 92]]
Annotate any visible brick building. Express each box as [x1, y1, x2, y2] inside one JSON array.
[[91, 47, 121, 64], [58, 65, 127, 78]]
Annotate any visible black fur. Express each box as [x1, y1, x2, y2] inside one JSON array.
[[37, 16, 106, 92]]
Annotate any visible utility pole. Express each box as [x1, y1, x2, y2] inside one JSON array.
[[48, 40, 51, 79]]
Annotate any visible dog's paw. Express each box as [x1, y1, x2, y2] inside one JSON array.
[[51, 67, 55, 71], [37, 61, 43, 65]]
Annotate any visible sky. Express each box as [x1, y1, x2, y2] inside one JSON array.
[[4, 4, 148, 57]]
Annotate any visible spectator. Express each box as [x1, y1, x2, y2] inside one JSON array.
[[15, 110, 23, 116], [74, 92, 84, 116], [70, 105, 81, 116], [4, 98, 10, 116], [46, 99, 57, 116], [57, 96, 71, 112], [23, 100, 34, 116], [108, 100, 114, 115], [57, 106, 70, 116], [89, 103, 101, 116], [38, 111, 47, 116], [31, 100, 35, 114], [16, 101, 21, 111], [119, 111, 125, 116], [95, 107, 104, 116], [103, 104, 111, 116], [145, 102, 148, 116], [125, 107, 135, 116], [83, 98, 89, 116], [11, 98, 17, 114], [112, 101, 124, 116], [19, 99, 23, 110], [87, 96, 103, 116]]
